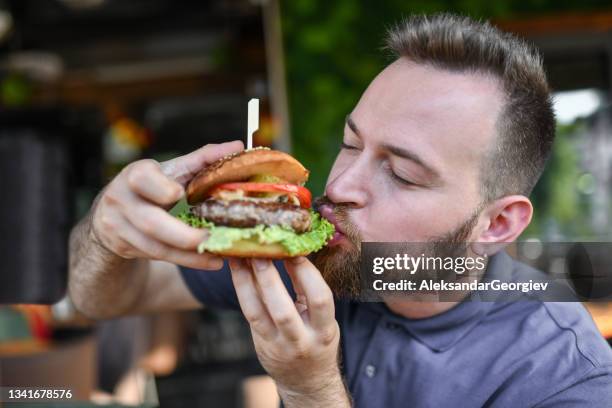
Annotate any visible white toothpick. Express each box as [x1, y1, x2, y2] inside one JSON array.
[[247, 98, 259, 150]]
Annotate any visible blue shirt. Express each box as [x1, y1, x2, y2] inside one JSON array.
[[180, 251, 612, 407]]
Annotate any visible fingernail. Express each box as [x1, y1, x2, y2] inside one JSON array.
[[252, 258, 270, 271], [228, 257, 244, 270], [195, 230, 209, 245], [289, 256, 307, 265], [208, 256, 224, 270]]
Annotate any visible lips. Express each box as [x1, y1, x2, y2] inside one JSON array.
[[317, 203, 345, 246]]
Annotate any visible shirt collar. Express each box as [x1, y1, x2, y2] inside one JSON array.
[[364, 251, 514, 352]]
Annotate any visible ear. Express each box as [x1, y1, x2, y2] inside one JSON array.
[[471, 195, 533, 256]]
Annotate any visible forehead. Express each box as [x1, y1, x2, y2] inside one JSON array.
[[350, 58, 504, 180]]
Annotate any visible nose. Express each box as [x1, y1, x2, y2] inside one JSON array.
[[325, 155, 370, 207]]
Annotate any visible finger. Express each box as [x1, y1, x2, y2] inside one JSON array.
[[161, 141, 245, 185], [285, 257, 335, 331], [166, 250, 224, 271], [250, 259, 306, 341], [284, 266, 309, 317], [126, 160, 184, 207], [229, 258, 275, 339], [117, 216, 224, 270], [122, 196, 208, 250]]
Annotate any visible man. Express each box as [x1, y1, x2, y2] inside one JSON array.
[[69, 14, 612, 407]]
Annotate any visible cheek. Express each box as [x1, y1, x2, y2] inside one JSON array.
[[360, 190, 477, 242], [360, 198, 438, 241]]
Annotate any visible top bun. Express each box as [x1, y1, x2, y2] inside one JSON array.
[[186, 148, 309, 204]]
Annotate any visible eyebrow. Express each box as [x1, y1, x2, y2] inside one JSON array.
[[346, 115, 361, 138], [345, 115, 441, 181]]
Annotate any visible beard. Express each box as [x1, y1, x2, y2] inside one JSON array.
[[311, 196, 481, 300]]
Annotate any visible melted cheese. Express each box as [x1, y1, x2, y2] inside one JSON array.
[[212, 189, 300, 206]]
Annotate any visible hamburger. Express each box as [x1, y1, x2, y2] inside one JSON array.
[[178, 147, 335, 258]]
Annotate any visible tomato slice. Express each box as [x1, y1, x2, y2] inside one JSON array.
[[212, 182, 312, 208]]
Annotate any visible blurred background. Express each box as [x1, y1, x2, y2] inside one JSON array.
[[1, 0, 612, 406]]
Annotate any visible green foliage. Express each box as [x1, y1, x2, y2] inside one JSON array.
[[524, 122, 582, 237], [281, 1, 612, 195], [524, 120, 597, 239], [1, 74, 32, 107]]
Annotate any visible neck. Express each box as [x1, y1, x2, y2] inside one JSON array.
[[383, 258, 489, 319], [384, 299, 461, 319]]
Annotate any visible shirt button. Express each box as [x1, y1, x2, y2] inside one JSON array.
[[386, 322, 401, 331], [365, 364, 376, 378]]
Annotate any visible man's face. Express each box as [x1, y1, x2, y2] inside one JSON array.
[[313, 58, 505, 297]]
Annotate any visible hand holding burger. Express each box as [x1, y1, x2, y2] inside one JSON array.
[[87, 141, 248, 271]]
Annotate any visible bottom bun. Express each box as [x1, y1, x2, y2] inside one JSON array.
[[206, 238, 311, 259]]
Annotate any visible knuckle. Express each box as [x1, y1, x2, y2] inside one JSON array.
[[126, 166, 146, 189], [146, 242, 168, 260], [284, 331, 302, 343], [127, 159, 157, 183], [120, 246, 137, 258], [273, 313, 294, 327], [139, 222, 154, 237], [244, 311, 263, 325], [98, 214, 114, 233], [251, 321, 269, 336], [318, 326, 338, 346], [138, 214, 157, 236], [112, 240, 130, 256], [102, 189, 120, 207], [310, 296, 330, 310], [138, 158, 159, 171]]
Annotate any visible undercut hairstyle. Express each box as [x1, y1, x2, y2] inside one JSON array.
[[386, 13, 555, 202]]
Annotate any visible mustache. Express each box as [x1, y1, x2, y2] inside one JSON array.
[[313, 195, 333, 210], [313, 195, 362, 244]]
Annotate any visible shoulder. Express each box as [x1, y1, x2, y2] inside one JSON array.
[[532, 302, 612, 406], [540, 302, 612, 368], [478, 298, 612, 405], [482, 295, 612, 372], [503, 254, 612, 369]]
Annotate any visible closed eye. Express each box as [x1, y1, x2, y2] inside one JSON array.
[[383, 162, 417, 186], [340, 142, 360, 151], [390, 171, 417, 186]]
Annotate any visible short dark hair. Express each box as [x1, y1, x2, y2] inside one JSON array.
[[386, 13, 555, 201]]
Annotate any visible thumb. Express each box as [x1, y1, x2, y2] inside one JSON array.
[[161, 140, 244, 185]]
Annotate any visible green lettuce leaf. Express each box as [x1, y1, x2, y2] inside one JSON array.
[[177, 209, 335, 256]]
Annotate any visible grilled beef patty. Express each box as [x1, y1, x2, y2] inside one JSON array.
[[192, 199, 311, 233]]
